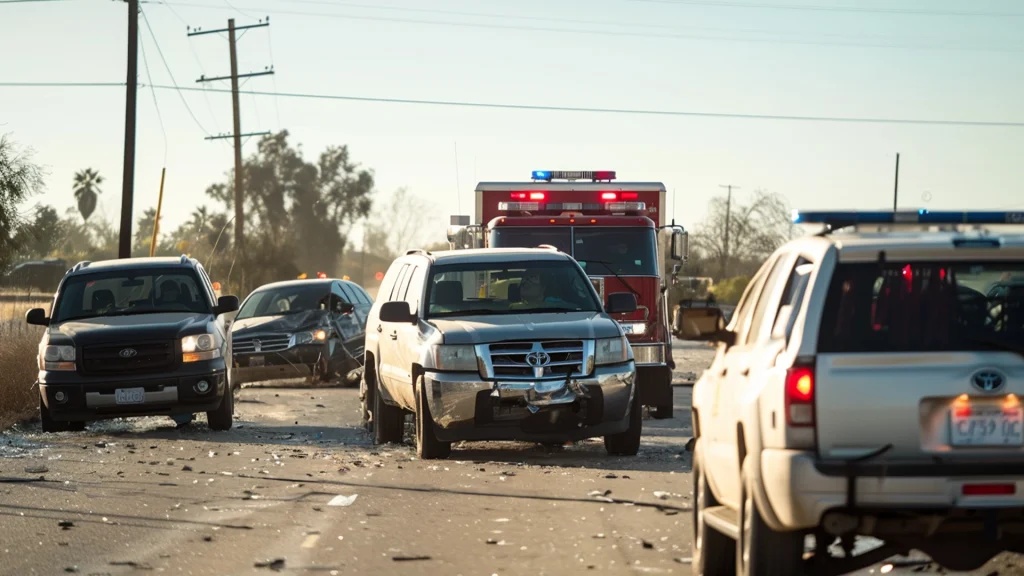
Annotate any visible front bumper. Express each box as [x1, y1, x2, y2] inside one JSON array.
[[761, 448, 1024, 532], [423, 362, 636, 444], [232, 343, 329, 384], [39, 366, 227, 422]]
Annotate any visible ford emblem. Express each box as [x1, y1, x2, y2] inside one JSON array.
[[971, 369, 1006, 393], [119, 348, 138, 358]]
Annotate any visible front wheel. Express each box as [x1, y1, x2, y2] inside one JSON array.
[[414, 376, 451, 460], [604, 387, 643, 456], [39, 395, 80, 433], [207, 385, 234, 431]]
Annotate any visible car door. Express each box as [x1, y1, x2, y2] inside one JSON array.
[[367, 263, 404, 383], [390, 264, 427, 411], [334, 281, 367, 361], [378, 263, 412, 393], [707, 252, 788, 509]]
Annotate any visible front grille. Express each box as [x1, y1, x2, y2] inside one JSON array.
[[82, 341, 174, 376], [233, 334, 292, 354], [482, 340, 591, 380]]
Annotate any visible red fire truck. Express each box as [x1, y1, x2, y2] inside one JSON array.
[[447, 170, 688, 419]]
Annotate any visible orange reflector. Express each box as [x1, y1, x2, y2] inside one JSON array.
[[212, 282, 221, 291], [182, 353, 200, 363], [963, 484, 1015, 496], [590, 219, 597, 224], [953, 393, 972, 417]]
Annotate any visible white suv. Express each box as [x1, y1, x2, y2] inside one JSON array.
[[691, 210, 1024, 575]]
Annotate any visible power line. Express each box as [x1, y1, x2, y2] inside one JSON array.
[[0, 0, 75, 3], [139, 17, 169, 165], [158, 0, 226, 136], [5, 81, 1024, 128], [157, 1, 1024, 53], [626, 0, 1024, 18], [139, 7, 212, 136], [0, 81, 123, 87]]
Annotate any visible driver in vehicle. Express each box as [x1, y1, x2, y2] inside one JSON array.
[[158, 280, 181, 305], [510, 269, 571, 309]]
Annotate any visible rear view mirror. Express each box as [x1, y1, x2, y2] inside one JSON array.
[[215, 295, 240, 315], [380, 301, 417, 324], [671, 231, 689, 262], [606, 293, 638, 315], [25, 308, 49, 326]]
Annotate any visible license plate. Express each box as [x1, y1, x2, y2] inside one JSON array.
[[115, 388, 145, 405], [250, 355, 264, 367], [951, 406, 1024, 447], [619, 323, 636, 335]]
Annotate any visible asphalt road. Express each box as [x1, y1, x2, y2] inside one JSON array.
[[0, 342, 1021, 575]]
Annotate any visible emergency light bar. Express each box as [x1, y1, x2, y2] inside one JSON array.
[[498, 202, 541, 211], [793, 209, 1024, 228], [531, 170, 616, 182]]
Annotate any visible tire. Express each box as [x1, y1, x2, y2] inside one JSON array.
[[414, 376, 451, 460], [359, 374, 372, 432], [604, 386, 643, 456], [373, 374, 405, 445], [692, 443, 736, 575], [736, 460, 805, 576], [653, 404, 674, 420], [207, 383, 234, 431], [40, 395, 71, 433]]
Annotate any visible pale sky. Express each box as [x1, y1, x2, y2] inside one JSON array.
[[2, 0, 1023, 251]]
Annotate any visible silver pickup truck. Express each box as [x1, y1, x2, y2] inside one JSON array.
[[360, 247, 643, 459]]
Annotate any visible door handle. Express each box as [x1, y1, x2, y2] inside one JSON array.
[[389, 333, 398, 341], [376, 325, 383, 333], [719, 368, 728, 376]]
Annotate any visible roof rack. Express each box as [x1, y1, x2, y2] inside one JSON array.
[[793, 209, 1024, 233], [180, 254, 191, 264], [71, 261, 92, 273], [536, 244, 560, 251], [406, 248, 431, 256]]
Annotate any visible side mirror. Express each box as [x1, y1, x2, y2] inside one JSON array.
[[606, 292, 638, 315], [710, 329, 737, 347], [26, 308, 49, 326], [380, 301, 417, 324], [672, 264, 682, 276], [671, 231, 689, 262], [215, 295, 240, 315]]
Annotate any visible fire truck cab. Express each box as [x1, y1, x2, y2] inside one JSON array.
[[447, 170, 688, 419]]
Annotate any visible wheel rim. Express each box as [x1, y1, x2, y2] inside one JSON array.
[[694, 468, 705, 559], [741, 491, 753, 570]]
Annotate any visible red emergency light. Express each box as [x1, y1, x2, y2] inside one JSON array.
[[599, 192, 640, 202], [511, 192, 547, 201], [316, 272, 327, 279]]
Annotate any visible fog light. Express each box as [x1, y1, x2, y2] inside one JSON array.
[[54, 391, 67, 403], [195, 380, 211, 394]]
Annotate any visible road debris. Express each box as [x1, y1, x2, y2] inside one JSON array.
[[254, 558, 287, 571], [328, 494, 358, 507], [24, 465, 48, 474], [392, 555, 432, 562], [58, 521, 74, 530]]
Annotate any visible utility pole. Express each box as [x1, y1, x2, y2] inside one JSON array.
[[119, 0, 139, 259], [188, 18, 273, 282], [718, 184, 739, 279], [893, 153, 900, 211]]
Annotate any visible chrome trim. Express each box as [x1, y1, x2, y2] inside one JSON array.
[[232, 333, 294, 354], [631, 343, 666, 366], [476, 339, 594, 380], [86, 386, 179, 408]]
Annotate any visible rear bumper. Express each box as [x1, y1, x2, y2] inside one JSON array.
[[761, 448, 1024, 531], [423, 362, 636, 443], [39, 370, 227, 421]]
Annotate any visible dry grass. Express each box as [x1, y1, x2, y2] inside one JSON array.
[[0, 297, 47, 430]]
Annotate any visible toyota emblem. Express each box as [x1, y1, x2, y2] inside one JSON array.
[[971, 369, 1006, 393], [119, 348, 137, 358], [525, 351, 551, 367], [253, 339, 262, 353]]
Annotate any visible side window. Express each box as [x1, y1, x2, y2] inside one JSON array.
[[746, 254, 792, 344], [328, 285, 345, 314], [395, 265, 416, 303], [388, 264, 411, 302], [336, 282, 357, 303], [357, 286, 372, 304], [378, 264, 404, 304], [728, 255, 775, 339], [771, 259, 814, 343], [405, 266, 427, 313]]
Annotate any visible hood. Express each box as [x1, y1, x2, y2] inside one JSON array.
[[428, 312, 622, 345], [231, 310, 327, 336], [49, 313, 211, 346]]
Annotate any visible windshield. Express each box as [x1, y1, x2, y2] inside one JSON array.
[[236, 283, 331, 320], [426, 260, 601, 318], [818, 262, 1024, 353], [573, 227, 658, 276], [52, 269, 210, 323], [489, 227, 572, 253]]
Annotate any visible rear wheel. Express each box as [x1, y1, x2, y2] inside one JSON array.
[[207, 384, 234, 431], [373, 375, 405, 444], [415, 376, 451, 460], [604, 388, 643, 456], [736, 460, 805, 576], [692, 443, 735, 575]]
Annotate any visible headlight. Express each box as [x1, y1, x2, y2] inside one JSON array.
[[433, 345, 477, 372], [40, 345, 76, 371], [293, 330, 328, 345], [182, 333, 221, 362], [618, 322, 646, 336], [595, 336, 629, 366]]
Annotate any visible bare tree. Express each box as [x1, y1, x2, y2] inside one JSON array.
[[364, 187, 438, 258], [692, 189, 792, 279], [0, 135, 45, 269]]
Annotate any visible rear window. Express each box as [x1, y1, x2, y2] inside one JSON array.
[[818, 262, 1024, 353]]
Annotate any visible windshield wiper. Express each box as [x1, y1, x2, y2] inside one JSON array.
[[961, 336, 1024, 358], [584, 260, 643, 301], [430, 309, 506, 318], [510, 307, 586, 314]]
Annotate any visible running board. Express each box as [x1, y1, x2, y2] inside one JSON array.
[[703, 505, 740, 540]]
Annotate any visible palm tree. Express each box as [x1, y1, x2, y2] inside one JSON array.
[[73, 168, 103, 221]]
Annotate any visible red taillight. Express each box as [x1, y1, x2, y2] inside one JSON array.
[[529, 192, 546, 200], [785, 366, 815, 427], [510, 192, 546, 201], [601, 192, 617, 201], [963, 484, 1015, 496], [511, 192, 526, 200], [621, 192, 638, 200]]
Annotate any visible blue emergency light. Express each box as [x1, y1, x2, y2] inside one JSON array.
[[792, 209, 1024, 228], [531, 170, 616, 182]]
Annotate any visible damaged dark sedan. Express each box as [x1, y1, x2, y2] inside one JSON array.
[[230, 278, 371, 386]]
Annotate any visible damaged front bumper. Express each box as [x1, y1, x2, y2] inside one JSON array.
[[424, 361, 636, 444]]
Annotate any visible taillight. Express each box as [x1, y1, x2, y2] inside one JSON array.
[[785, 365, 815, 427], [601, 192, 618, 201]]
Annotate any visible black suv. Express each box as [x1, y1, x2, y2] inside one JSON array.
[[25, 256, 240, 432]]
